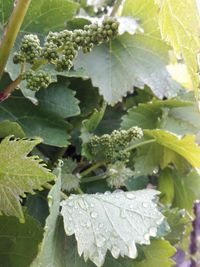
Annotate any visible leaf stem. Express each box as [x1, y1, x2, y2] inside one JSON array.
[[124, 139, 156, 152], [80, 161, 105, 177], [110, 0, 124, 16], [0, 0, 32, 78], [44, 182, 68, 200]]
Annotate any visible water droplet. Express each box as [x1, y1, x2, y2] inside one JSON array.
[[128, 242, 137, 258], [149, 227, 157, 237], [78, 198, 87, 210], [120, 210, 126, 218], [96, 236, 106, 248], [104, 191, 111, 195], [86, 221, 91, 228], [90, 203, 94, 208], [69, 217, 72, 222], [126, 192, 136, 199], [111, 246, 120, 258], [99, 223, 103, 229], [48, 195, 53, 207], [129, 204, 134, 209], [68, 201, 73, 207], [142, 202, 148, 208], [91, 211, 98, 218]]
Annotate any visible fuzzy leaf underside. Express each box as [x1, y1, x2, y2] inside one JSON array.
[[61, 189, 164, 267]]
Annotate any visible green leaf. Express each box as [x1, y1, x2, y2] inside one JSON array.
[[22, 0, 79, 34], [0, 214, 43, 267], [36, 82, 80, 119], [81, 102, 106, 144], [121, 99, 192, 130], [145, 129, 200, 168], [74, 0, 182, 105], [63, 236, 175, 267], [133, 240, 175, 267], [0, 136, 55, 221], [156, 0, 200, 96], [0, 120, 25, 138], [173, 169, 200, 212], [0, 94, 70, 147], [61, 159, 80, 192], [134, 142, 163, 176], [31, 164, 63, 267], [61, 189, 164, 267], [158, 168, 174, 205]]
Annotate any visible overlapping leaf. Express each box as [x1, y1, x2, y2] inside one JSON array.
[[61, 189, 164, 267], [0, 137, 55, 221], [145, 129, 200, 168], [74, 0, 182, 105]]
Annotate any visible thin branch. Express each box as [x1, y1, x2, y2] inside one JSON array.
[[80, 161, 105, 177], [124, 139, 156, 152], [0, 0, 32, 78], [110, 0, 124, 16]]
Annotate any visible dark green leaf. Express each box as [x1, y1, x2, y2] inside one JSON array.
[[0, 214, 43, 267]]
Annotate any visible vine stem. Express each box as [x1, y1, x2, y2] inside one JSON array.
[[110, 0, 124, 16], [0, 74, 22, 102], [123, 139, 156, 152], [80, 161, 105, 177], [0, 0, 32, 78]]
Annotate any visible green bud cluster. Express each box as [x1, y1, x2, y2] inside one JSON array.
[[13, 17, 119, 76], [87, 127, 143, 163], [13, 34, 41, 64], [82, 17, 119, 53], [22, 70, 51, 91]]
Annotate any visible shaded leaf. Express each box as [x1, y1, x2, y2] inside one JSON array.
[[61, 189, 164, 267], [0, 137, 55, 221], [0, 214, 43, 267], [0, 94, 70, 147], [0, 120, 25, 138], [173, 169, 200, 212], [36, 82, 80, 119], [158, 168, 174, 205]]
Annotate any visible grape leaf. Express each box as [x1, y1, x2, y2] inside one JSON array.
[[163, 208, 191, 245], [0, 214, 43, 267], [133, 142, 163, 176], [36, 82, 80, 119], [0, 94, 70, 147], [0, 136, 55, 221], [74, 0, 182, 105], [30, 165, 63, 267], [156, 0, 200, 96], [0, 120, 25, 138], [61, 189, 164, 267], [121, 99, 192, 130], [133, 240, 175, 267], [22, 0, 79, 34], [145, 129, 200, 168]]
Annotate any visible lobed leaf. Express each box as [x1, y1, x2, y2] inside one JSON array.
[[0, 136, 55, 221]]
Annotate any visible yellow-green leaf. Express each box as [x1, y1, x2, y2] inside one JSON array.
[[145, 129, 200, 167], [156, 0, 200, 96], [0, 137, 55, 221]]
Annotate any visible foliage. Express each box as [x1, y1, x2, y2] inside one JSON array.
[[0, 0, 199, 266]]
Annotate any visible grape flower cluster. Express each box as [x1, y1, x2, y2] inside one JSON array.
[[13, 17, 119, 91], [87, 127, 143, 163]]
